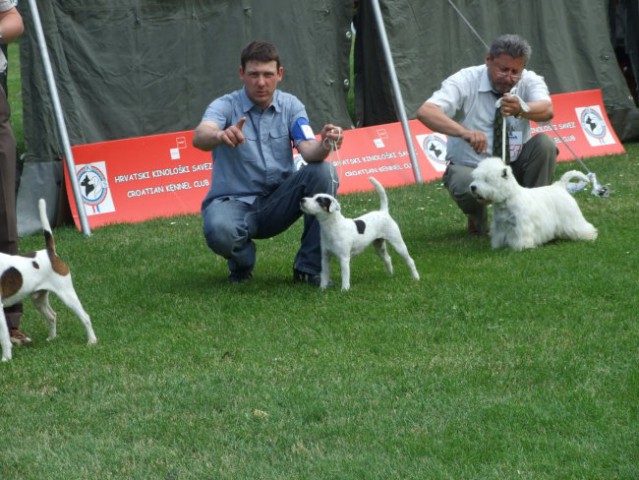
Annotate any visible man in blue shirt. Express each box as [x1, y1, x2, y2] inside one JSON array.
[[193, 40, 345, 285]]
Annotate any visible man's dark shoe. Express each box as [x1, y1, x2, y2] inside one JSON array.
[[293, 268, 333, 288], [228, 270, 253, 284], [467, 215, 488, 236]]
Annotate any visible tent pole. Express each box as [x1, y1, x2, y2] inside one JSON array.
[[27, 0, 91, 236], [369, 0, 423, 184]]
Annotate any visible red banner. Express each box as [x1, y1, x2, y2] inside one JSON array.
[[321, 121, 439, 195], [65, 89, 624, 230], [531, 89, 624, 160], [66, 131, 212, 228]]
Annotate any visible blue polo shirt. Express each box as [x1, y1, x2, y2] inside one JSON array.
[[200, 87, 310, 208]]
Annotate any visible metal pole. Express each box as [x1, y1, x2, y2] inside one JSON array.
[[369, 0, 423, 184], [27, 0, 91, 235]]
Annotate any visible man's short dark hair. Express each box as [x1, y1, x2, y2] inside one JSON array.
[[489, 34, 532, 64], [241, 40, 281, 70]]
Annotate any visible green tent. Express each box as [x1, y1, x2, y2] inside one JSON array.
[[16, 0, 638, 234]]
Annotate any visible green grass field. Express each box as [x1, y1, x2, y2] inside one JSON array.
[[2, 146, 638, 479], [3, 39, 639, 480]]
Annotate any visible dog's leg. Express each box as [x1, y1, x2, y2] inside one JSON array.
[[508, 221, 538, 250], [31, 291, 58, 341], [338, 255, 351, 291], [490, 229, 506, 249], [570, 222, 598, 241], [373, 239, 394, 275], [490, 223, 510, 249], [561, 211, 598, 241], [320, 250, 332, 290], [491, 210, 520, 249], [0, 306, 12, 361], [49, 287, 98, 345], [386, 228, 420, 281]]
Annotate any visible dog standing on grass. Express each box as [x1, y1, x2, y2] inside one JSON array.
[[300, 177, 420, 291], [0, 199, 97, 362], [469, 156, 598, 250]]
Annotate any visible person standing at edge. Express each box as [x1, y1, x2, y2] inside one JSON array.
[[193, 40, 344, 285], [0, 1, 26, 344], [416, 34, 557, 235]]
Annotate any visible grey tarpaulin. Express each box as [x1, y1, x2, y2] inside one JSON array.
[[354, 0, 639, 138], [16, 1, 354, 234], [16, 1, 639, 234]]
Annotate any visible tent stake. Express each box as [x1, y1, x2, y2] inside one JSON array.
[[27, 0, 91, 236], [370, 0, 423, 184]]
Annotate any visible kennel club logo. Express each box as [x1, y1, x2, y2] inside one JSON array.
[[76, 162, 116, 215], [416, 133, 448, 172], [576, 105, 615, 147]]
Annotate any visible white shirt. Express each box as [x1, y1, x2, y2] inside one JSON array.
[[426, 64, 551, 166]]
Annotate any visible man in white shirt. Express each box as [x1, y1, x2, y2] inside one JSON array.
[[417, 34, 557, 235]]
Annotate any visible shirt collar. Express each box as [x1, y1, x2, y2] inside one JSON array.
[[240, 87, 281, 113], [479, 66, 495, 94]]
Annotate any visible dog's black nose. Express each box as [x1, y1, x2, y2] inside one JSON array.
[[470, 185, 476, 193]]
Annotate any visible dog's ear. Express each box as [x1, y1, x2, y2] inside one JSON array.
[[316, 196, 337, 213], [328, 198, 341, 213], [501, 167, 508, 179]]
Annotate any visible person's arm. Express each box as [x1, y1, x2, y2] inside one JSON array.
[[296, 123, 344, 163], [416, 102, 489, 154], [0, 7, 24, 43], [193, 117, 246, 151]]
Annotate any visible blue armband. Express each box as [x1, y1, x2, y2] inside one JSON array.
[[291, 118, 316, 143]]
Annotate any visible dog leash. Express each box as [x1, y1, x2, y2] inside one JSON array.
[[546, 123, 610, 197], [323, 127, 343, 197], [495, 89, 531, 164]]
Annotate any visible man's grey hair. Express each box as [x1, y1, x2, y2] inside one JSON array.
[[489, 34, 532, 63]]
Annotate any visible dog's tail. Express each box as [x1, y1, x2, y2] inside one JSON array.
[[558, 170, 590, 191], [369, 177, 389, 212], [38, 198, 56, 252]]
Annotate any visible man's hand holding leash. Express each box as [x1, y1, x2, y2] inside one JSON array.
[[320, 124, 344, 151]]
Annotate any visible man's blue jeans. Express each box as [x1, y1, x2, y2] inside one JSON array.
[[202, 161, 337, 277]]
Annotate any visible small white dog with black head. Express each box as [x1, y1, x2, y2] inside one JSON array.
[[0, 199, 97, 362], [469, 156, 598, 250], [300, 177, 420, 291]]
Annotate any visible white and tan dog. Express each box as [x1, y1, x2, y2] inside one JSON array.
[[0, 199, 97, 361], [300, 177, 420, 291], [469, 156, 598, 250]]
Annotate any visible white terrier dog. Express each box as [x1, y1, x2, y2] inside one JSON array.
[[300, 177, 420, 291], [0, 199, 97, 361], [469, 157, 598, 250]]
